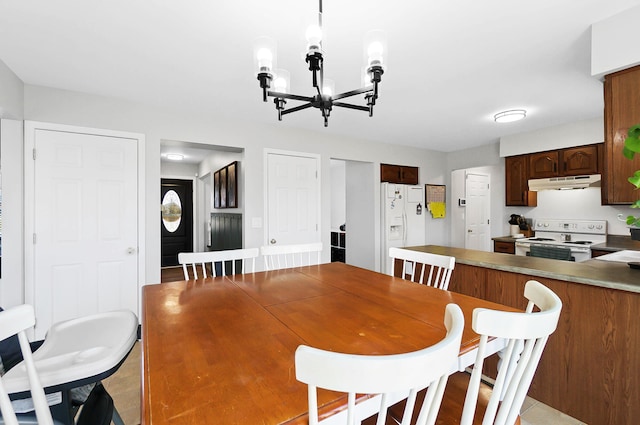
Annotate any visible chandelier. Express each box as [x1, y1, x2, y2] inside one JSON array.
[[254, 0, 386, 127]]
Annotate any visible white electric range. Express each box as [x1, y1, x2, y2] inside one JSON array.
[[514, 219, 607, 262]]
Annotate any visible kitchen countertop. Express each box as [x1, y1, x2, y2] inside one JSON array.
[[491, 236, 521, 243], [590, 234, 640, 252], [407, 245, 640, 294]]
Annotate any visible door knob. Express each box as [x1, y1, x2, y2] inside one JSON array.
[[127, 247, 136, 254], [467, 229, 473, 233], [270, 239, 276, 244]]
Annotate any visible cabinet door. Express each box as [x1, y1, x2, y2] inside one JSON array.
[[505, 155, 536, 206], [603, 65, 640, 204], [562, 145, 599, 176], [400, 166, 419, 185], [493, 241, 515, 254], [380, 164, 401, 183], [529, 151, 559, 178]]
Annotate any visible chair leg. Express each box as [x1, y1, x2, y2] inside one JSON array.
[[112, 407, 125, 425]]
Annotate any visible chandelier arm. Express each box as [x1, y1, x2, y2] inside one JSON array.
[[280, 102, 315, 116], [268, 92, 315, 102], [332, 86, 374, 101], [332, 102, 371, 112]]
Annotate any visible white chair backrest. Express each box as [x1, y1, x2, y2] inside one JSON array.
[[389, 247, 456, 290], [178, 248, 259, 280], [296, 304, 464, 425], [0, 305, 54, 425], [260, 242, 323, 271], [458, 280, 562, 425]]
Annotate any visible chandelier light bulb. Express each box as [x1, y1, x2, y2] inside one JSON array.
[[305, 25, 322, 52], [367, 41, 384, 66], [273, 69, 290, 93], [256, 48, 274, 72], [322, 79, 335, 96]]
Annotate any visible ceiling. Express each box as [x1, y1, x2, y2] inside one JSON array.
[[1, 0, 639, 153]]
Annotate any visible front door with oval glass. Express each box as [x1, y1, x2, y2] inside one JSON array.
[[161, 179, 193, 267]]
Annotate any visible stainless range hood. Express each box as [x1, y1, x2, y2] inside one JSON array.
[[528, 174, 601, 191]]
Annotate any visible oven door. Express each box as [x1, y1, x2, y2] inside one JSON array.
[[514, 241, 530, 257]]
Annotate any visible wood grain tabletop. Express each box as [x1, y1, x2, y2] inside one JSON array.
[[141, 262, 515, 425]]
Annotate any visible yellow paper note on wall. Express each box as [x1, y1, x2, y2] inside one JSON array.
[[429, 202, 446, 218]]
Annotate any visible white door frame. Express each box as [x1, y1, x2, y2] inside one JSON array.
[[263, 148, 321, 246], [24, 121, 146, 318]]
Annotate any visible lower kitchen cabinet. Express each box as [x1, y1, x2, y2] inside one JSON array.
[[493, 240, 515, 254], [449, 262, 639, 425]]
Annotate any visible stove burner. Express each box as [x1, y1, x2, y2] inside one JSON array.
[[529, 238, 554, 241], [564, 240, 592, 245]]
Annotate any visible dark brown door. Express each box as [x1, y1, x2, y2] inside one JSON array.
[[161, 179, 193, 267]]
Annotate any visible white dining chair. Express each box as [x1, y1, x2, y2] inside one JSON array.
[[261, 242, 323, 271], [296, 303, 464, 425], [0, 305, 57, 425], [389, 247, 456, 290], [178, 248, 259, 279], [437, 279, 563, 425]]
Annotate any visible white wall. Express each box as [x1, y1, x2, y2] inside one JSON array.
[[591, 4, 640, 78], [499, 118, 604, 157], [330, 160, 346, 230], [0, 119, 24, 307], [0, 59, 23, 120], [161, 160, 199, 177], [506, 188, 634, 236], [17, 84, 449, 284], [450, 169, 466, 248], [0, 59, 24, 307], [345, 161, 376, 270]]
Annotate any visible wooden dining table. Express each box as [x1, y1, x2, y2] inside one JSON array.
[[141, 262, 516, 425]]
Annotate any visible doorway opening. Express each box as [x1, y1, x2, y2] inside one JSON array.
[[160, 140, 244, 280], [330, 159, 376, 270]]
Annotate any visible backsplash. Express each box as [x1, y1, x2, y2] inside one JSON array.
[[505, 187, 633, 236]]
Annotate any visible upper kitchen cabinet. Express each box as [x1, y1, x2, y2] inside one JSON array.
[[529, 151, 559, 179], [529, 145, 601, 179], [380, 163, 419, 185], [562, 145, 600, 176], [505, 154, 537, 206], [603, 65, 640, 204]]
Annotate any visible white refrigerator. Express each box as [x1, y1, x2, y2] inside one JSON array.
[[381, 182, 426, 274]]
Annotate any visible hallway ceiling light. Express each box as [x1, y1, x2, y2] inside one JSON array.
[[494, 109, 527, 123], [166, 153, 184, 161], [254, 0, 386, 127]]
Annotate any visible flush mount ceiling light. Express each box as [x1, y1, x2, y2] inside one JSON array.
[[166, 153, 184, 161], [254, 0, 386, 127], [494, 109, 527, 123]]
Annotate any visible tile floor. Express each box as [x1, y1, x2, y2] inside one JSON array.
[[103, 341, 587, 425]]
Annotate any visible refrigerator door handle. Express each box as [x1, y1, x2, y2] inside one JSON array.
[[402, 212, 407, 244]]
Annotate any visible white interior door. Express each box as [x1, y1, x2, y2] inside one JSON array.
[[266, 152, 320, 246], [27, 124, 140, 338], [465, 173, 491, 251]]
